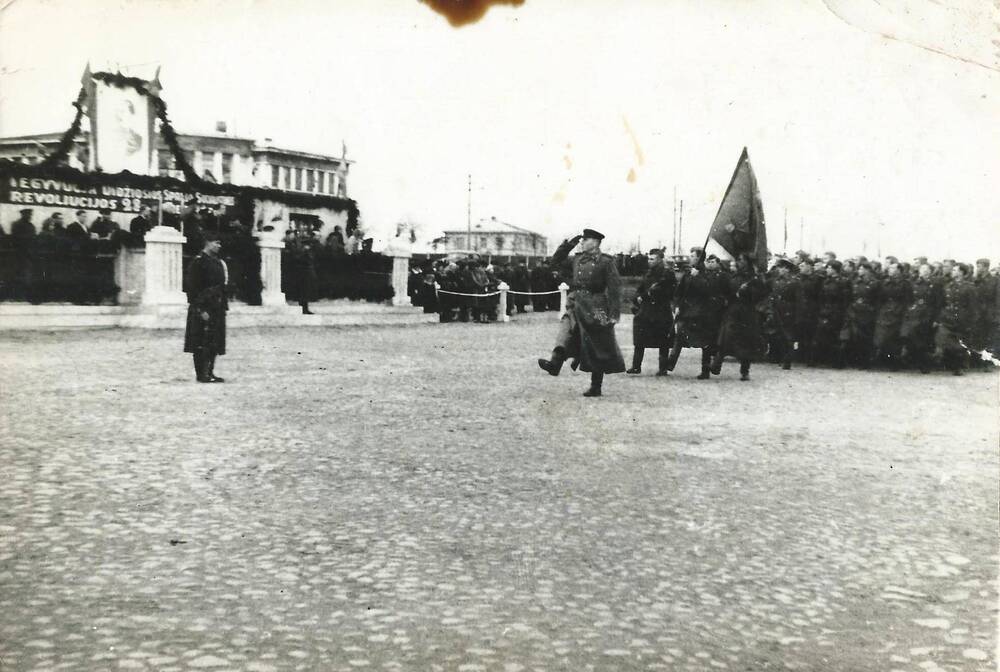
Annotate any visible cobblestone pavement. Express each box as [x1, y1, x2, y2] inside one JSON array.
[[0, 320, 996, 672]]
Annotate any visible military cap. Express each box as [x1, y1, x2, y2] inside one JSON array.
[[976, 258, 990, 266], [98, 208, 112, 215], [858, 261, 873, 271], [774, 257, 796, 270], [827, 260, 843, 271], [884, 255, 899, 264], [706, 254, 720, 262], [582, 228, 605, 240], [19, 208, 32, 214], [913, 256, 927, 264], [824, 251, 837, 260], [647, 248, 664, 257], [690, 246, 704, 254]]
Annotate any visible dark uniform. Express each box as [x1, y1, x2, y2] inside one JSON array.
[[538, 231, 625, 397], [716, 265, 770, 380], [971, 267, 998, 366], [628, 258, 676, 374], [529, 263, 551, 312], [766, 263, 798, 369], [841, 273, 880, 368], [873, 274, 911, 368], [667, 263, 727, 378], [900, 275, 941, 372], [810, 267, 851, 366], [934, 273, 976, 374], [794, 270, 821, 364], [184, 248, 229, 382]]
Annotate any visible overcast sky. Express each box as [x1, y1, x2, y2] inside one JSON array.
[[1, 0, 997, 259]]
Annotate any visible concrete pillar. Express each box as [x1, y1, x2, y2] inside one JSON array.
[[497, 281, 510, 323], [150, 149, 159, 175], [276, 165, 286, 190], [213, 151, 224, 180], [230, 154, 242, 184], [115, 247, 146, 305], [559, 282, 569, 318], [322, 171, 330, 194], [193, 150, 204, 177], [314, 169, 321, 193], [259, 162, 273, 188], [142, 226, 187, 306], [383, 236, 413, 307], [257, 234, 287, 307]]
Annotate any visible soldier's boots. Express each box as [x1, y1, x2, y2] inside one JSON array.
[[583, 371, 603, 397], [664, 345, 682, 372], [537, 347, 566, 376]]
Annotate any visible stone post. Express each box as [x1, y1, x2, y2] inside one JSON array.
[[114, 246, 146, 305], [142, 226, 187, 306], [497, 281, 510, 323], [256, 233, 287, 308], [383, 235, 413, 307], [559, 282, 569, 318]]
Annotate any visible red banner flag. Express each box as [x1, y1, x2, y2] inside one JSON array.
[[705, 148, 768, 270]]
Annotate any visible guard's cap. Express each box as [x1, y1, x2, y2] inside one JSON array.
[[582, 228, 604, 241]]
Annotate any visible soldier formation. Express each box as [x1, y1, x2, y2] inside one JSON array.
[[628, 248, 999, 380]]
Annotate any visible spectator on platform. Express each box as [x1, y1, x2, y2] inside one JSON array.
[[10, 208, 36, 244], [345, 229, 362, 255], [130, 205, 152, 240], [325, 225, 346, 255], [40, 212, 66, 237], [88, 209, 119, 239], [64, 210, 88, 239]]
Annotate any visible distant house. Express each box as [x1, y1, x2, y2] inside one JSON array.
[[437, 216, 548, 257]]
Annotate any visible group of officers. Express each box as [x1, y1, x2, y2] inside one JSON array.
[[537, 229, 999, 397]]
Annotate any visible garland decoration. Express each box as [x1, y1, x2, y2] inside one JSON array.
[[39, 86, 88, 169]]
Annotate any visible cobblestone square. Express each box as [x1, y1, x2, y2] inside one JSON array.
[[0, 321, 996, 671]]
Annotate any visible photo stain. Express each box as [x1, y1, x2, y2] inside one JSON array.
[[421, 0, 525, 27]]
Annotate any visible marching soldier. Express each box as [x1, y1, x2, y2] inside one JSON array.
[[537, 229, 626, 397], [715, 253, 770, 380], [665, 248, 727, 379], [627, 248, 676, 376]]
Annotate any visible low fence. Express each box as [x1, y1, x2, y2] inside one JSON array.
[[431, 283, 567, 322]]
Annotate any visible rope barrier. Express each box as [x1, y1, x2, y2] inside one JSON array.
[[506, 290, 561, 296], [436, 289, 502, 297]]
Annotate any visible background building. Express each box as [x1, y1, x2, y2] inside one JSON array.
[[436, 216, 548, 257], [0, 125, 351, 198]]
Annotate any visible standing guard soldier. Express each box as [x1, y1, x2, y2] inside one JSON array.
[[537, 229, 626, 397], [664, 248, 727, 379], [900, 263, 942, 373], [794, 259, 820, 364], [873, 261, 911, 369], [934, 263, 977, 375], [810, 260, 851, 367], [627, 248, 676, 376], [841, 261, 880, 368], [767, 257, 798, 370], [971, 259, 998, 369], [184, 232, 229, 383]]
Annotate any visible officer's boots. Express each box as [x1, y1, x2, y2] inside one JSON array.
[[583, 371, 603, 397], [537, 347, 566, 376], [697, 348, 712, 380]]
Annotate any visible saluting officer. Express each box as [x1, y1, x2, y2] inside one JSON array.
[[537, 229, 626, 397]]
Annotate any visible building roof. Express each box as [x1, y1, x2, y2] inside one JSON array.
[[443, 216, 545, 237]]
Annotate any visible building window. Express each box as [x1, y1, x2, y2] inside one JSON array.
[[306, 170, 315, 192], [222, 154, 232, 183], [271, 165, 280, 188]]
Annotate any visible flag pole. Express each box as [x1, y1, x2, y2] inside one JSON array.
[[672, 186, 677, 255]]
